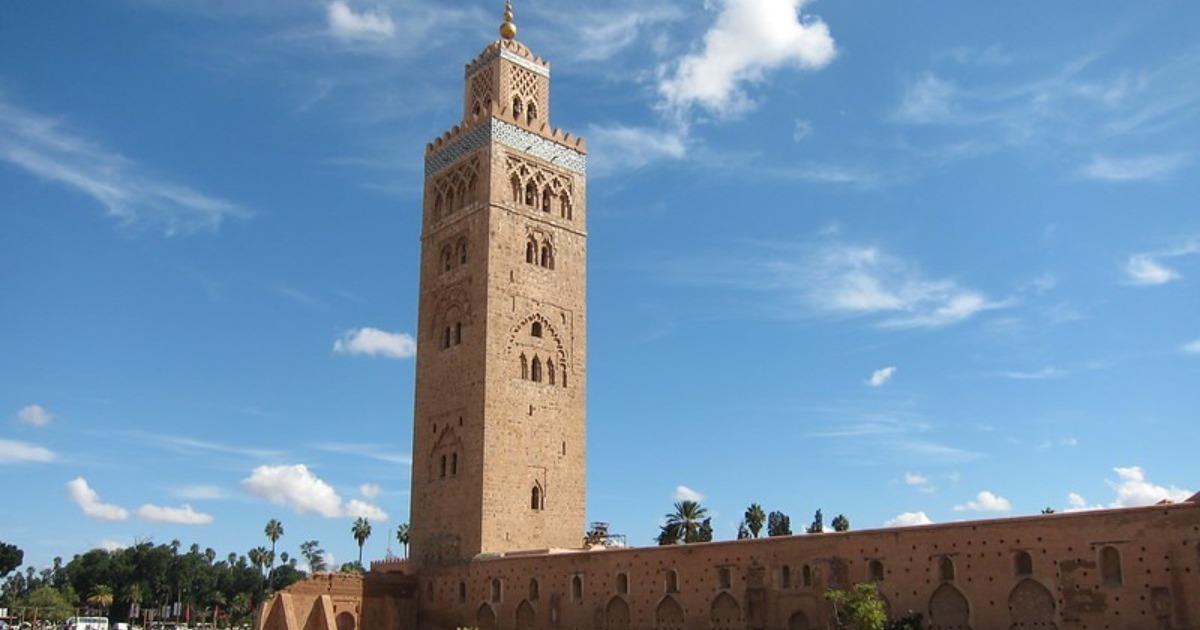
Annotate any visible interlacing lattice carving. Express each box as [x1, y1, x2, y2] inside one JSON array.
[[506, 65, 545, 121], [468, 73, 493, 119], [506, 155, 574, 220], [430, 156, 481, 222]]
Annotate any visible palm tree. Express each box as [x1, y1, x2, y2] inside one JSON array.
[[744, 503, 766, 538], [264, 519, 284, 576], [87, 585, 114, 614], [658, 500, 709, 544], [352, 517, 372, 566], [395, 523, 410, 559]]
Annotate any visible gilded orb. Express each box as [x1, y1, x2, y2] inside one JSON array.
[[500, 21, 517, 40]]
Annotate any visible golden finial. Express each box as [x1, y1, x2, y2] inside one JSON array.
[[499, 1, 517, 40]]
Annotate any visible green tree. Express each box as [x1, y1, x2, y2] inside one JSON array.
[[86, 584, 115, 614], [656, 500, 709, 545], [1041, 507, 1056, 515], [352, 517, 373, 566], [299, 540, 327, 573], [825, 583, 888, 630], [832, 514, 851, 532], [736, 522, 751, 540], [767, 511, 792, 537], [0, 542, 23, 577], [396, 523, 411, 558], [264, 519, 284, 576], [743, 503, 766, 538], [807, 509, 825, 534], [16, 585, 74, 622]]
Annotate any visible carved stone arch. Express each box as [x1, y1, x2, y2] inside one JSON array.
[[655, 595, 684, 630], [709, 591, 742, 630], [928, 582, 971, 630], [431, 283, 472, 333], [604, 596, 630, 630], [335, 612, 355, 630], [476, 603, 497, 630], [1007, 578, 1056, 628], [787, 611, 811, 630], [515, 599, 536, 630], [504, 313, 568, 367], [429, 426, 464, 479]]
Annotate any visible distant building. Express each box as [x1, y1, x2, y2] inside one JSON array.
[[258, 5, 1200, 630]]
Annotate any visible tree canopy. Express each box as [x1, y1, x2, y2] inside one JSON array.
[[0, 542, 22, 577]]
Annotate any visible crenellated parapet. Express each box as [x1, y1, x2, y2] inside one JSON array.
[[465, 39, 550, 79]]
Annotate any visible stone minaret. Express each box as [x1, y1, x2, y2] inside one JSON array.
[[408, 2, 588, 568]]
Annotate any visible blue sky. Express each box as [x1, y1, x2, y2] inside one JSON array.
[[2, 0, 1198, 571]]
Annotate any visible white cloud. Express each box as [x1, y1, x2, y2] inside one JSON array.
[[867, 366, 897, 387], [15, 404, 54, 427], [175, 485, 227, 500], [1065, 492, 1097, 511], [1124, 255, 1179, 285], [242, 464, 344, 517], [1183, 340, 1200, 355], [894, 73, 957, 124], [673, 485, 704, 502], [884, 511, 933, 527], [0, 439, 57, 464], [954, 490, 1013, 513], [792, 119, 812, 142], [66, 477, 130, 521], [904, 472, 929, 486], [97, 540, 127, 553], [359, 483, 381, 499], [1001, 367, 1070, 380], [1108, 466, 1192, 507], [136, 504, 215, 525], [585, 123, 688, 176], [1080, 153, 1188, 182], [0, 95, 249, 236], [333, 328, 416, 359], [343, 499, 388, 521], [327, 1, 394, 40], [658, 0, 836, 117]]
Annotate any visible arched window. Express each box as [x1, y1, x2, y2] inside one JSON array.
[[520, 354, 528, 380], [511, 175, 522, 204], [542, 188, 552, 213], [547, 360, 556, 385], [443, 327, 451, 349], [459, 582, 467, 603], [445, 188, 454, 213], [457, 239, 468, 265], [527, 101, 538, 124], [781, 566, 792, 589], [433, 193, 443, 219], [512, 96, 523, 117], [442, 247, 453, 272], [450, 453, 458, 476], [439, 455, 447, 478], [560, 192, 571, 219], [472, 102, 481, 118], [526, 239, 536, 264], [802, 565, 812, 587], [530, 484, 543, 510], [525, 181, 537, 207], [869, 559, 884, 582], [571, 575, 583, 602], [1101, 546, 1122, 586], [467, 174, 478, 200], [940, 556, 955, 582], [491, 578, 502, 603], [529, 579, 540, 600], [665, 570, 678, 593], [1014, 551, 1033, 577], [454, 322, 462, 345], [531, 321, 543, 338], [540, 244, 553, 269], [561, 371, 568, 388], [717, 567, 731, 590], [531, 356, 543, 382], [616, 573, 629, 595]]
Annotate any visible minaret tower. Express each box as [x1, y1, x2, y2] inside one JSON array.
[[409, 3, 588, 567]]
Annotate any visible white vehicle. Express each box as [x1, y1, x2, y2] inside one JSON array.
[[62, 618, 109, 630]]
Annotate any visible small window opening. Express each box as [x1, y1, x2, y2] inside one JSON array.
[[802, 565, 812, 587], [511, 176, 522, 204], [547, 360, 556, 385], [491, 578, 502, 603], [531, 321, 543, 337], [527, 101, 538, 124], [439, 455, 447, 479], [442, 247, 453, 272], [665, 570, 678, 594], [445, 188, 454, 212], [526, 239, 536, 264], [1014, 551, 1033, 577], [617, 573, 629, 595], [781, 566, 792, 589], [520, 354, 528, 380], [443, 327, 451, 349], [529, 579, 540, 600], [542, 188, 552, 213], [540, 245, 553, 269], [1101, 546, 1122, 586], [525, 181, 537, 207], [940, 556, 955, 582], [560, 193, 571, 219], [458, 240, 468, 264], [459, 582, 466, 603], [571, 576, 583, 602], [512, 96, 522, 117], [450, 453, 458, 476], [869, 560, 884, 582], [454, 322, 462, 345], [717, 567, 731, 590], [531, 485, 543, 510], [531, 357, 542, 382]]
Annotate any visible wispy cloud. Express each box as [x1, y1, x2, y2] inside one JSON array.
[[954, 490, 1013, 513], [131, 433, 284, 461], [326, 1, 394, 40], [175, 485, 228, 500], [673, 485, 704, 502], [137, 503, 215, 525], [1079, 153, 1189, 182], [585, 123, 689, 176], [1122, 239, 1198, 286], [0, 94, 250, 236], [67, 477, 129, 521], [318, 443, 412, 466], [658, 0, 836, 118], [14, 404, 54, 427], [1182, 340, 1200, 355], [867, 366, 897, 387], [0, 439, 57, 464], [1000, 366, 1070, 380], [883, 511, 933, 527], [333, 327, 416, 359]]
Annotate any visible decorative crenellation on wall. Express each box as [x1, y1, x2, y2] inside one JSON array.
[[465, 42, 550, 80], [427, 117, 586, 176]]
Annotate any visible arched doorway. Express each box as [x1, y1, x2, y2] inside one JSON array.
[[655, 595, 684, 630], [605, 596, 631, 630], [515, 599, 536, 629], [709, 591, 742, 630], [928, 582, 971, 629], [1008, 579, 1057, 628]]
